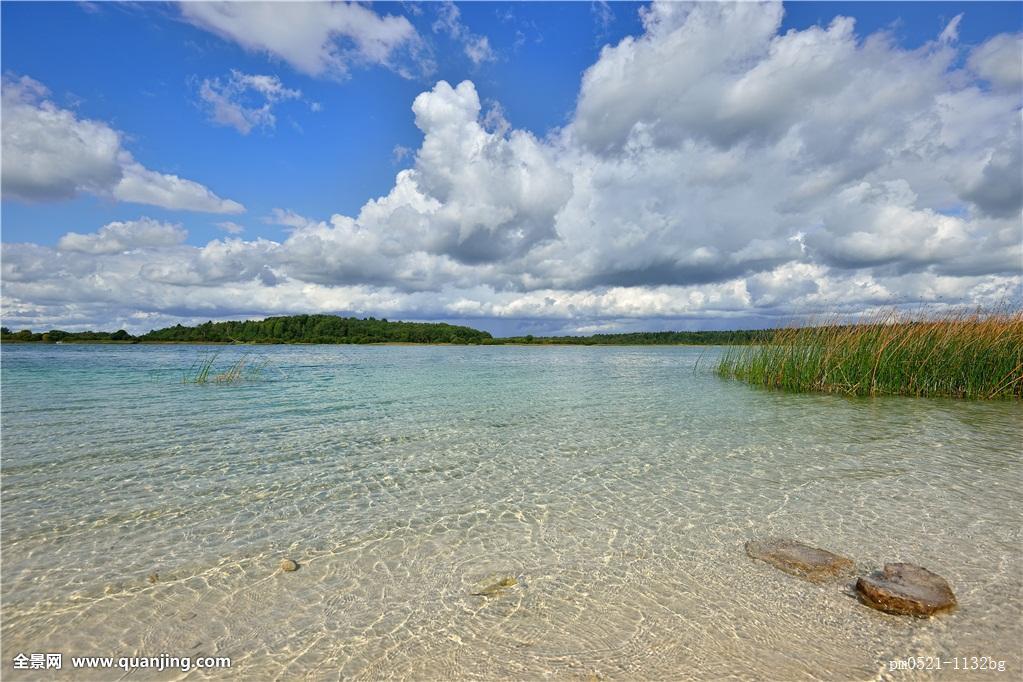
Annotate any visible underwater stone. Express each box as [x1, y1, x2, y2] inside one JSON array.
[[280, 558, 299, 572], [147, 573, 159, 584], [856, 563, 957, 616], [745, 538, 855, 583], [471, 575, 518, 598]]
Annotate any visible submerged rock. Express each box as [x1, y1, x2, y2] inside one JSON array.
[[280, 558, 299, 572], [147, 573, 159, 584], [745, 538, 854, 583], [471, 575, 518, 598], [856, 563, 956, 616]]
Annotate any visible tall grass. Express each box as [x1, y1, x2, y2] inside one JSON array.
[[183, 351, 282, 384], [717, 310, 1023, 399]]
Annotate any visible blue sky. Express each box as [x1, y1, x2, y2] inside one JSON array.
[[2, 2, 649, 246], [2, 2, 1021, 335]]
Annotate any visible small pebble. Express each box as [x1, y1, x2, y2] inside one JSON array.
[[280, 558, 299, 572], [147, 573, 159, 584]]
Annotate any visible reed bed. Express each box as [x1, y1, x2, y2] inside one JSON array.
[[717, 310, 1023, 399]]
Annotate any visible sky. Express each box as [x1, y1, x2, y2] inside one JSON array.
[[1, 1, 1021, 336]]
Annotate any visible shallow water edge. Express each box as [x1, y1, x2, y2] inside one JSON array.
[[2, 344, 1020, 679]]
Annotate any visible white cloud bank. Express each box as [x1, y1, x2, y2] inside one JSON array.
[[56, 218, 187, 255], [3, 2, 1021, 333], [1, 75, 244, 213]]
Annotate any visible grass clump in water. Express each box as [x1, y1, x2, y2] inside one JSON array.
[[717, 310, 1023, 399], [183, 351, 281, 385]]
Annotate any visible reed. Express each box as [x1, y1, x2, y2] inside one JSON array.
[[184, 351, 220, 384], [717, 309, 1023, 399], [183, 351, 281, 384]]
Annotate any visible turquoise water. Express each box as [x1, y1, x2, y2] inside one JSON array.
[[2, 343, 1020, 680]]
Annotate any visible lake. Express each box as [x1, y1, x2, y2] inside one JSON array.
[[1, 344, 1020, 679]]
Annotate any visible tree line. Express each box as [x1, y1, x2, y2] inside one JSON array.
[[1, 328, 132, 343], [496, 330, 772, 345], [1, 315, 492, 345], [138, 315, 493, 344], [2, 316, 770, 345]]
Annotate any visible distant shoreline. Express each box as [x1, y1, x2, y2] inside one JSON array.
[[1, 314, 767, 346], [1, 339, 729, 347]]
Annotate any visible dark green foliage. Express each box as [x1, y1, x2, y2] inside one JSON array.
[[1, 317, 771, 346], [1, 328, 136, 343], [495, 329, 771, 345], [138, 315, 493, 344]]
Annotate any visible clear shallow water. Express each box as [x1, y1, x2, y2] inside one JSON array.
[[1, 343, 1020, 681]]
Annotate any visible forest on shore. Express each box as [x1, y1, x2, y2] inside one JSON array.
[[1, 315, 768, 345]]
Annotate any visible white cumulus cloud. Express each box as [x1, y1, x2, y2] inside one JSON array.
[[968, 32, 1023, 89], [180, 1, 423, 78], [2, 75, 244, 213], [57, 218, 187, 255]]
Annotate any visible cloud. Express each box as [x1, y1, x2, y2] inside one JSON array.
[[3, 1, 1021, 332], [959, 140, 1023, 219], [112, 160, 244, 214], [463, 36, 495, 66], [1, 75, 244, 213], [216, 221, 245, 235], [433, 1, 496, 65], [198, 70, 302, 134], [552, 2, 1020, 286], [592, 1, 614, 35], [3, 226, 1017, 333], [57, 218, 186, 254], [968, 32, 1023, 89], [266, 207, 317, 230], [1, 76, 122, 201], [938, 14, 962, 44], [180, 1, 422, 78], [392, 144, 414, 164]]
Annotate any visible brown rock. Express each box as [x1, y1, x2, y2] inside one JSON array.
[[147, 573, 159, 584], [745, 538, 855, 583], [856, 563, 956, 616], [280, 558, 299, 572]]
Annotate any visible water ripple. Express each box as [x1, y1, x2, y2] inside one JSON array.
[[2, 344, 1020, 679]]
